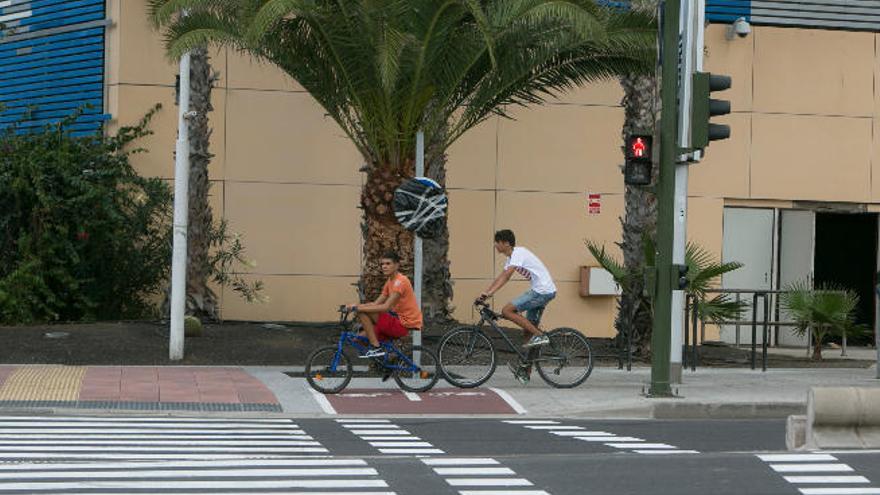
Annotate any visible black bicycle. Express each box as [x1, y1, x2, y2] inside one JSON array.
[[437, 300, 593, 388], [305, 306, 440, 394]]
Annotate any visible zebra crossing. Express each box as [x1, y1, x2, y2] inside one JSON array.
[[336, 419, 445, 455], [0, 458, 395, 494], [0, 415, 327, 460], [502, 419, 699, 455], [758, 453, 880, 495], [422, 457, 550, 495]]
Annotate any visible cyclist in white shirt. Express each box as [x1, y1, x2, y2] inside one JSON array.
[[479, 229, 557, 349]]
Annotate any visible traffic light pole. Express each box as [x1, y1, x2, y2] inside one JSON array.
[[649, 0, 681, 397]]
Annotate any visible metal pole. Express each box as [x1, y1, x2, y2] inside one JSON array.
[[649, 0, 681, 397], [413, 130, 424, 363], [169, 51, 192, 361], [670, 0, 697, 385]]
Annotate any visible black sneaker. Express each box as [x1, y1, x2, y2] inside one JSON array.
[[507, 362, 530, 385]]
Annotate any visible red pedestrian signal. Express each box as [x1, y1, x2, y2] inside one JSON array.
[[626, 135, 652, 162], [624, 134, 653, 186]]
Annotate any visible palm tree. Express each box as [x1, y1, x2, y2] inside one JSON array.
[[184, 47, 220, 320], [780, 279, 860, 360], [149, 0, 656, 308], [587, 239, 745, 354]]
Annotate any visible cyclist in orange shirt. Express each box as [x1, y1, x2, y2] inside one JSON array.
[[347, 251, 423, 358]]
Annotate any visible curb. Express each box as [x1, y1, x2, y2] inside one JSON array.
[[652, 401, 805, 419]]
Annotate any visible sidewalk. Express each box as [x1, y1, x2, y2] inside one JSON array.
[[0, 363, 876, 418]]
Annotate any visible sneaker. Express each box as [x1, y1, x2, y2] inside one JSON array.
[[380, 369, 394, 382], [507, 362, 530, 385], [523, 334, 550, 348], [360, 346, 386, 359]]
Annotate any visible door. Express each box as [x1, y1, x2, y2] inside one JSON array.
[[777, 210, 814, 346], [720, 208, 774, 345]]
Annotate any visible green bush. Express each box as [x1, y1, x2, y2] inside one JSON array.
[[0, 107, 172, 324]]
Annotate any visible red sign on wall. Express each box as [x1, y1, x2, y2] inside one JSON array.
[[588, 193, 601, 215]]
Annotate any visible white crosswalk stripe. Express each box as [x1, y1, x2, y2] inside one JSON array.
[[758, 452, 880, 495], [337, 420, 445, 455], [502, 420, 698, 455], [0, 458, 396, 494], [421, 457, 549, 495], [0, 416, 329, 461]]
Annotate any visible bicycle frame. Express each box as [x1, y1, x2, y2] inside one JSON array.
[[473, 303, 563, 365], [326, 308, 422, 374]]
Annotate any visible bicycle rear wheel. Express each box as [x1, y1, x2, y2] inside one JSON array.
[[305, 345, 353, 394], [536, 328, 593, 388], [393, 345, 440, 393], [438, 326, 496, 388]]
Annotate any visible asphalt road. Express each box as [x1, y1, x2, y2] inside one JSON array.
[[0, 414, 877, 495]]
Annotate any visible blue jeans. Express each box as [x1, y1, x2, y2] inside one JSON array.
[[512, 290, 556, 326]]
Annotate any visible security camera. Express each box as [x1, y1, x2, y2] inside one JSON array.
[[726, 17, 751, 40]]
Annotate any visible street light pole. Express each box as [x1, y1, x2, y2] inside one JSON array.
[[169, 51, 192, 361], [649, 0, 681, 397]]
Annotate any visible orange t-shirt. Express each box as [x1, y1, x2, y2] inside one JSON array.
[[381, 273, 423, 330]]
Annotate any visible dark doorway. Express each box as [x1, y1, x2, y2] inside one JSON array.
[[814, 212, 878, 344]]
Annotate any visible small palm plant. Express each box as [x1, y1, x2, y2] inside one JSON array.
[[779, 278, 859, 360], [586, 238, 746, 352]]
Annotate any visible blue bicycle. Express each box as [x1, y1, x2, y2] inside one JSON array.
[[305, 306, 440, 394]]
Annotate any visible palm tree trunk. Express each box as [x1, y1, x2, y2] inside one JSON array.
[[421, 139, 453, 323], [617, 73, 658, 355], [185, 47, 219, 320], [361, 165, 415, 301]]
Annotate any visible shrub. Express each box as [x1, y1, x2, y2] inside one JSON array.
[[0, 107, 172, 323]]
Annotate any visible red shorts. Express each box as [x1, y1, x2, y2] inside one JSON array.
[[376, 312, 409, 341]]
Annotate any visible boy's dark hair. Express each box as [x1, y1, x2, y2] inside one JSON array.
[[494, 229, 516, 246], [381, 251, 401, 263]]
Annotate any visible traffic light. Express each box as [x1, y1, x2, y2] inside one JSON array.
[[674, 264, 689, 290], [691, 72, 731, 150], [624, 134, 653, 186]]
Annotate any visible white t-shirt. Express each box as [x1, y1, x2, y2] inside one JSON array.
[[504, 247, 557, 295]]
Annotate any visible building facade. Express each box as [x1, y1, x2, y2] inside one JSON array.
[[3, 1, 880, 342]]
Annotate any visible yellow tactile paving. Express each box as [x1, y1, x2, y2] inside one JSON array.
[[0, 366, 87, 401]]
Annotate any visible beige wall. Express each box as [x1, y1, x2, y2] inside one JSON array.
[[107, 3, 880, 337]]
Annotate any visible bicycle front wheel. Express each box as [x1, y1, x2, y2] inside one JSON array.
[[305, 345, 353, 394], [438, 326, 496, 388], [536, 327, 593, 388], [394, 345, 440, 393]]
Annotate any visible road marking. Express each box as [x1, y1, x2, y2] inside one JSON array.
[[759, 454, 839, 462], [606, 443, 675, 449], [577, 436, 643, 442], [422, 458, 500, 466], [0, 480, 391, 490], [0, 468, 379, 479], [502, 420, 558, 425], [490, 387, 527, 414], [403, 392, 422, 401], [0, 459, 368, 471], [378, 448, 445, 454], [421, 457, 544, 492], [343, 424, 400, 429], [524, 425, 583, 430], [459, 492, 550, 495], [551, 431, 612, 436], [772, 464, 855, 473], [350, 429, 412, 435], [759, 452, 880, 494], [335, 419, 391, 423], [634, 450, 701, 454], [783, 476, 870, 484], [799, 489, 880, 494], [433, 467, 516, 476], [361, 436, 422, 441], [369, 442, 433, 447], [308, 385, 337, 414], [0, 416, 294, 423], [446, 478, 533, 486]]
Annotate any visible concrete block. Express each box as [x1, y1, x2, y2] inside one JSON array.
[[786, 415, 806, 450], [806, 386, 880, 449]]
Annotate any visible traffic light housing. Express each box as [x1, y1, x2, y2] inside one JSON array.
[[691, 72, 731, 150], [674, 264, 689, 290], [624, 134, 653, 186]]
